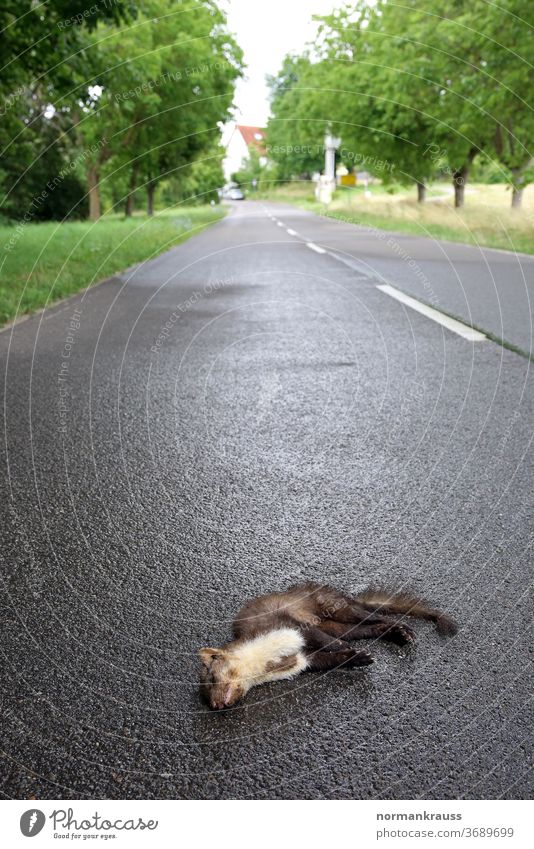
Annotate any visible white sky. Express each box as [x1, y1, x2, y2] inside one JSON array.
[[223, 0, 337, 127]]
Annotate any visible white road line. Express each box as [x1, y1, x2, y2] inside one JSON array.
[[306, 242, 326, 254], [376, 284, 486, 342], [287, 228, 298, 236], [277, 221, 284, 227]]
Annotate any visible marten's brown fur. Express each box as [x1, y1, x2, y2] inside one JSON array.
[[199, 582, 457, 709]]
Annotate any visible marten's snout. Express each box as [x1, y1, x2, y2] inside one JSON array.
[[211, 689, 230, 710], [209, 683, 245, 710]]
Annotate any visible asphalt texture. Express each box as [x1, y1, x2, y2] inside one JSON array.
[[1, 200, 533, 800]]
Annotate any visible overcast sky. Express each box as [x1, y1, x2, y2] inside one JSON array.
[[223, 0, 337, 127]]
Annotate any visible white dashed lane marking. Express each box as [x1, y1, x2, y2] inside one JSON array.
[[306, 242, 326, 254], [376, 284, 487, 342], [262, 205, 497, 346]]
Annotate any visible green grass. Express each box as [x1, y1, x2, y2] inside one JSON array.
[[259, 181, 534, 255], [0, 205, 225, 326]]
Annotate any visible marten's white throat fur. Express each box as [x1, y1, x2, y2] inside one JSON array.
[[231, 628, 309, 686]]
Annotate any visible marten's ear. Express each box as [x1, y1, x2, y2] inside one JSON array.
[[198, 648, 222, 667]]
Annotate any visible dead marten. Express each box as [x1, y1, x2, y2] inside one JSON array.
[[199, 582, 457, 709]]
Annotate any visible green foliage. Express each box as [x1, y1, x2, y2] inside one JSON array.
[[233, 146, 271, 189], [266, 1, 534, 205], [78, 0, 243, 216], [1, 0, 243, 221], [266, 56, 326, 180], [1, 107, 89, 221], [0, 0, 132, 95], [162, 142, 227, 204], [0, 1, 135, 216]]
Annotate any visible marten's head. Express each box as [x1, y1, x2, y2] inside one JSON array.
[[198, 647, 248, 709], [199, 629, 308, 710]]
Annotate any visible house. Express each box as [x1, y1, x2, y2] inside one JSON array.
[[222, 124, 267, 180]]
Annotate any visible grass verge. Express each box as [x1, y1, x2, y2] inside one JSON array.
[[0, 205, 225, 327], [258, 182, 534, 255]]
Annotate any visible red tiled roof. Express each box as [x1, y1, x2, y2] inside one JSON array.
[[237, 125, 266, 153]]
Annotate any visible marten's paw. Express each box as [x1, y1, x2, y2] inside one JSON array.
[[386, 623, 415, 645], [325, 638, 351, 652], [339, 649, 374, 668]]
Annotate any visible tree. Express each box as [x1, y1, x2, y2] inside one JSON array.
[[311, 1, 494, 207], [232, 146, 268, 189], [74, 6, 164, 220], [136, 0, 243, 215], [162, 141, 226, 205], [269, 0, 534, 209], [0, 0, 133, 218], [312, 3, 441, 202], [266, 56, 326, 182], [357, 0, 533, 207], [77, 0, 243, 219], [466, 0, 534, 207], [265, 6, 443, 199], [1, 1, 242, 221]]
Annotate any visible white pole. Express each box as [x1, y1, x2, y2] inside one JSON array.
[[318, 132, 341, 204]]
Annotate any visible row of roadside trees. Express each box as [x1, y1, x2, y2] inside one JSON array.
[[0, 0, 243, 221], [266, 0, 534, 207]]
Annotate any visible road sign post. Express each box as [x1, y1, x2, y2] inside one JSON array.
[[315, 131, 341, 204]]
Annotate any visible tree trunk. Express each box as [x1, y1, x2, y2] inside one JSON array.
[[124, 166, 138, 217], [452, 148, 477, 208], [147, 181, 156, 216], [510, 169, 526, 209], [453, 175, 466, 208], [87, 166, 101, 221], [416, 181, 426, 203], [511, 186, 524, 209], [125, 193, 134, 217]]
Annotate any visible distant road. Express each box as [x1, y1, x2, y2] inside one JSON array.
[[1, 200, 532, 799]]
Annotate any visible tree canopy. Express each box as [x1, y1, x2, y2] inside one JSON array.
[[266, 0, 534, 207], [1, 0, 243, 220]]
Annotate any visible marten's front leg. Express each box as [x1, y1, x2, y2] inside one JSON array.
[[320, 619, 415, 646], [306, 648, 373, 670]]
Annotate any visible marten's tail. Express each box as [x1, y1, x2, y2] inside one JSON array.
[[355, 588, 458, 636]]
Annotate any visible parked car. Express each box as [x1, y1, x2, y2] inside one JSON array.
[[227, 187, 245, 200]]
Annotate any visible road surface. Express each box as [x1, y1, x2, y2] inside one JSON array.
[[1, 201, 533, 799]]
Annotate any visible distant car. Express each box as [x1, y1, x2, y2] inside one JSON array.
[[227, 187, 244, 200]]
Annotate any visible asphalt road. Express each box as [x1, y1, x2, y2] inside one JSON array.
[[1, 200, 533, 800]]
